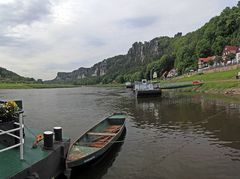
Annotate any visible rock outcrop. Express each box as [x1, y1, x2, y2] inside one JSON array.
[[52, 37, 168, 82]]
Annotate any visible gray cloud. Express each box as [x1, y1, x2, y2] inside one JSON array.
[[0, 0, 238, 80], [85, 36, 106, 47], [0, 0, 52, 26], [0, 35, 21, 46], [120, 16, 159, 28], [0, 0, 52, 49]]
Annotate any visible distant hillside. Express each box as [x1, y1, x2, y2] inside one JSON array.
[[52, 2, 240, 85], [0, 67, 35, 82]]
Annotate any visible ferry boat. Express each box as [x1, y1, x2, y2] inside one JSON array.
[[0, 100, 70, 179], [134, 79, 162, 98]]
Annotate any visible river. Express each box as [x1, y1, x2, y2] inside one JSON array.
[[1, 87, 240, 179]]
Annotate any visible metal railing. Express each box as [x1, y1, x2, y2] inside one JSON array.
[[0, 111, 24, 160]]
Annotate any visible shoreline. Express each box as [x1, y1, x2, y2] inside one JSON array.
[[0, 83, 80, 89], [159, 67, 240, 97]]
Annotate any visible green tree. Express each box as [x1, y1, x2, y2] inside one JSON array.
[[226, 53, 236, 61], [212, 36, 226, 55], [196, 39, 211, 57], [208, 60, 214, 66], [115, 75, 125, 83]]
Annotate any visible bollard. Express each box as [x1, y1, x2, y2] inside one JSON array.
[[43, 131, 53, 149], [53, 127, 62, 141]]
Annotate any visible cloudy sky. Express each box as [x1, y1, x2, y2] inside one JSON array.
[[0, 0, 238, 80]]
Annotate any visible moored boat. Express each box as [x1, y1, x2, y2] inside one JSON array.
[[66, 113, 126, 168], [134, 79, 161, 98], [0, 100, 70, 179]]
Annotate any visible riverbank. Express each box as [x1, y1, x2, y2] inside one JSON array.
[[159, 68, 240, 96], [1, 67, 239, 96], [0, 83, 80, 89]]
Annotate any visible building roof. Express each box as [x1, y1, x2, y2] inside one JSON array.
[[198, 56, 215, 62], [223, 46, 239, 53]]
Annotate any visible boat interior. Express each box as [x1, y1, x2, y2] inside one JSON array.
[[67, 117, 125, 161]]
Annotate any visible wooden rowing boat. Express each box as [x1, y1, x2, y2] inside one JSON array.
[[66, 113, 126, 168]]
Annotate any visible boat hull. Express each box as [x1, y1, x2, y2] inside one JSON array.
[[1, 128, 70, 179], [136, 89, 162, 98], [10, 139, 70, 179], [66, 113, 126, 168], [67, 126, 125, 168]]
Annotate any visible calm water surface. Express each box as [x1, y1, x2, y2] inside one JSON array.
[[1, 87, 240, 179]]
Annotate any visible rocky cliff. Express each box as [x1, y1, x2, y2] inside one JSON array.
[[53, 60, 108, 82], [52, 37, 169, 82]]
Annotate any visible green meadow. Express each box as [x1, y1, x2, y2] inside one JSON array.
[[160, 68, 240, 94]]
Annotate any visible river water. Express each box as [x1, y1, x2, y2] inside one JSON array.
[[0, 87, 240, 179]]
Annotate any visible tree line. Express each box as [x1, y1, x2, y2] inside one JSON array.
[[69, 2, 240, 85]]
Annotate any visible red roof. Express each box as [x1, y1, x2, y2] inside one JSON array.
[[223, 46, 239, 53], [198, 56, 215, 62]]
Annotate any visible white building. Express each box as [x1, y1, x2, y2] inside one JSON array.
[[236, 47, 240, 64]]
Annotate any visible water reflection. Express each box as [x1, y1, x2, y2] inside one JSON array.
[[70, 129, 126, 179], [129, 94, 240, 152], [1, 88, 240, 178]]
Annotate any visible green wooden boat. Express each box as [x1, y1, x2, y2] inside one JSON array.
[[66, 113, 126, 168]]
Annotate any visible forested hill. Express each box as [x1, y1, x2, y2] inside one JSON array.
[[0, 67, 35, 82], [52, 2, 240, 85]]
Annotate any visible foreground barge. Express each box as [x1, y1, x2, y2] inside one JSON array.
[[0, 129, 70, 179], [0, 100, 70, 179]]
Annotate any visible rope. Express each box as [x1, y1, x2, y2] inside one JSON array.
[[157, 108, 229, 163], [196, 108, 227, 124]]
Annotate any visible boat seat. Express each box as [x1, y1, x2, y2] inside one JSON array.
[[89, 137, 112, 148], [104, 125, 121, 133], [87, 132, 116, 136]]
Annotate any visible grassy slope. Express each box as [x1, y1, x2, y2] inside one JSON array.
[[160, 68, 240, 94]]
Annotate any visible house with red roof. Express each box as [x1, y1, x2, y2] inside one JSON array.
[[222, 45, 239, 61], [198, 56, 216, 69]]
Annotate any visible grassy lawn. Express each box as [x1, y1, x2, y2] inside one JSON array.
[[171, 68, 239, 82], [199, 80, 239, 91], [159, 68, 240, 95]]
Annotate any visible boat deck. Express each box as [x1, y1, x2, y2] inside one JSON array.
[[67, 146, 99, 161], [0, 128, 58, 178]]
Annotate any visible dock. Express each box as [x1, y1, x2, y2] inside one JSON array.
[[0, 100, 70, 179], [0, 128, 70, 178]]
